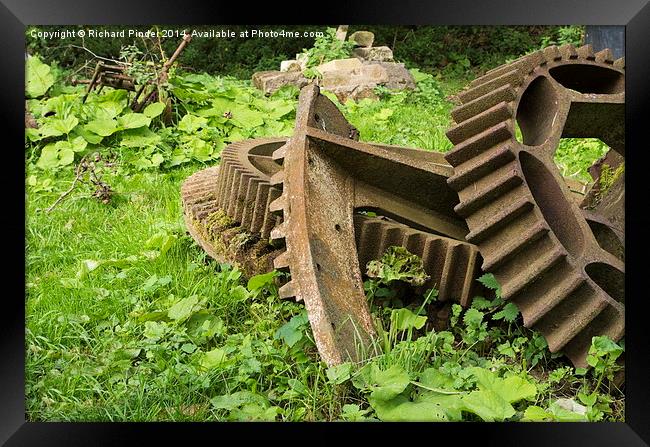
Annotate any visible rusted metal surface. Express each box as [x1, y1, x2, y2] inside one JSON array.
[[182, 134, 482, 301], [445, 44, 625, 367], [79, 33, 192, 111]]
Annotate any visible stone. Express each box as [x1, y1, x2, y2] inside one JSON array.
[[349, 31, 374, 48], [335, 25, 349, 41], [252, 70, 309, 95], [367, 62, 416, 90], [296, 53, 309, 71], [353, 46, 394, 62], [316, 57, 362, 75], [280, 60, 301, 72]]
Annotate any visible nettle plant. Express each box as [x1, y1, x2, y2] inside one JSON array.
[[324, 245, 626, 422], [298, 27, 356, 79]]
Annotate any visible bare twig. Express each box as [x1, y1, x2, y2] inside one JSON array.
[[45, 155, 88, 213], [68, 44, 129, 66]]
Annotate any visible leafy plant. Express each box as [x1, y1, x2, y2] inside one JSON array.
[[298, 27, 355, 70]]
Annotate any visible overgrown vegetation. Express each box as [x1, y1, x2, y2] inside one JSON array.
[[27, 25, 583, 80], [25, 26, 622, 422]]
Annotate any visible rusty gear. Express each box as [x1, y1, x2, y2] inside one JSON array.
[[182, 136, 482, 307], [444, 44, 624, 367]]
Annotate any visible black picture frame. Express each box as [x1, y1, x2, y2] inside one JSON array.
[[3, 0, 649, 444]]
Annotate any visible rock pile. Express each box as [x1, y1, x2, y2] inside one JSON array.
[[252, 29, 415, 102]]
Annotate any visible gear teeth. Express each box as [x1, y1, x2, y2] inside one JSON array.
[[453, 163, 523, 217], [469, 52, 541, 88], [452, 85, 517, 123], [446, 102, 513, 145], [561, 307, 624, 367], [516, 270, 586, 326], [270, 221, 287, 243], [269, 194, 288, 215], [445, 122, 514, 166], [273, 250, 291, 270], [233, 172, 255, 222], [278, 281, 299, 300], [595, 48, 615, 64], [576, 44, 596, 60], [447, 143, 515, 190], [537, 291, 608, 352], [272, 144, 288, 163], [250, 183, 271, 234], [445, 46, 625, 368], [559, 43, 579, 59], [240, 178, 265, 231], [458, 69, 523, 104], [353, 215, 481, 305], [481, 221, 549, 271], [261, 187, 282, 239], [500, 246, 566, 301], [465, 196, 534, 243], [542, 45, 562, 62], [270, 171, 285, 187]]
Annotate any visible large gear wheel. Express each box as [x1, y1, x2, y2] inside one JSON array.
[[182, 137, 482, 307], [444, 44, 625, 367]]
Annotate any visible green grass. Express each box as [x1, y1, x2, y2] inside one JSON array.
[[26, 165, 346, 421], [26, 63, 624, 422]]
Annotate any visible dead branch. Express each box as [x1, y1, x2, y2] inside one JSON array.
[[45, 154, 89, 213]]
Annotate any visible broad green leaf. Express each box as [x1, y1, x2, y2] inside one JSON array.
[[390, 308, 427, 331], [477, 273, 501, 296], [461, 389, 516, 422], [167, 295, 201, 322], [36, 144, 61, 170], [187, 137, 212, 161], [409, 68, 433, 83], [548, 401, 589, 422], [419, 368, 456, 390], [274, 311, 309, 347], [247, 270, 277, 291], [230, 106, 264, 129], [145, 231, 177, 256], [522, 405, 555, 421], [84, 98, 126, 120], [69, 135, 88, 152], [143, 102, 166, 118], [367, 364, 410, 401], [470, 368, 537, 404], [84, 118, 119, 137], [340, 404, 372, 422], [59, 148, 74, 166], [143, 321, 169, 340], [369, 394, 448, 422], [231, 404, 280, 422], [39, 116, 79, 138], [266, 102, 295, 120], [26, 56, 54, 98], [326, 362, 352, 385], [589, 335, 623, 357], [178, 114, 208, 133], [120, 127, 161, 148], [211, 391, 265, 411], [415, 392, 465, 421], [200, 347, 228, 370], [150, 153, 164, 167], [73, 126, 104, 144], [463, 308, 485, 326], [118, 113, 151, 130]]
